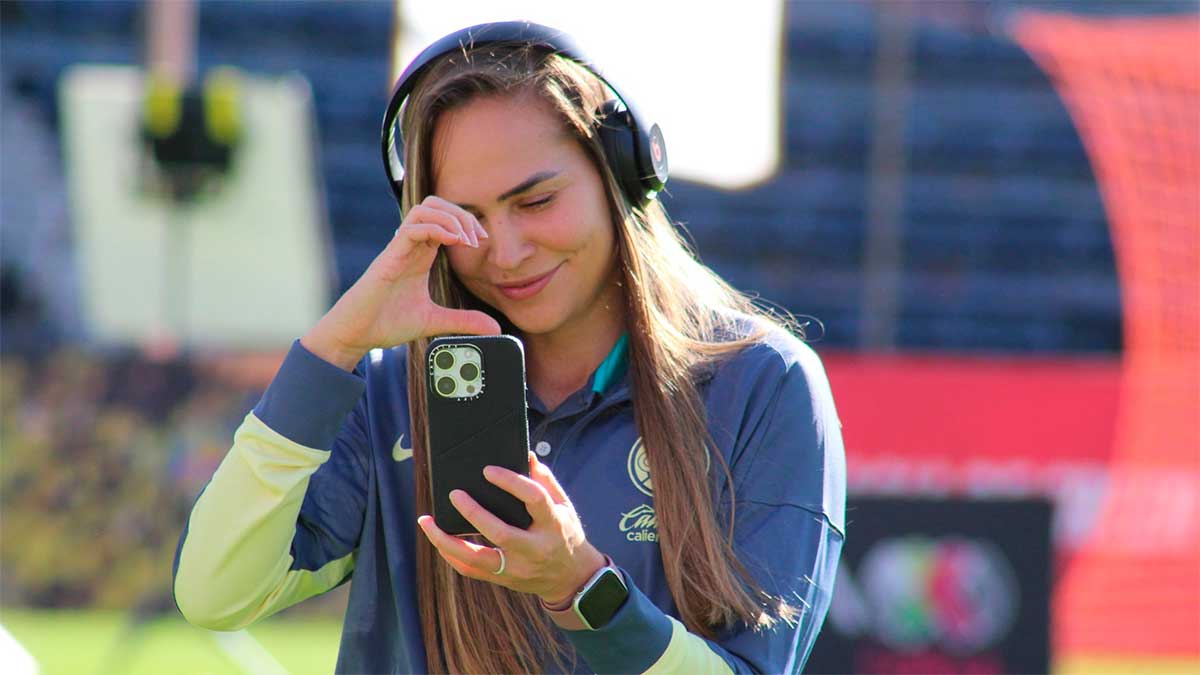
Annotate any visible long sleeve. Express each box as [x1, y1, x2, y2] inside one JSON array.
[[172, 340, 371, 630], [566, 338, 846, 674]]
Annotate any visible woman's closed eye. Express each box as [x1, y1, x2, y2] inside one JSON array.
[[520, 194, 555, 211]]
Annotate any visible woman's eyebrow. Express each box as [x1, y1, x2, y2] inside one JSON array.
[[456, 170, 561, 211], [498, 170, 560, 201]]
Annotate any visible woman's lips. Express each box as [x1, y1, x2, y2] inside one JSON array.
[[496, 264, 561, 300]]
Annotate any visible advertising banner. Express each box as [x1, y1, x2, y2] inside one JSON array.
[[806, 497, 1053, 675]]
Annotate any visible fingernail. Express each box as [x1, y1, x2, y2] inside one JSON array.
[[483, 466, 498, 480]]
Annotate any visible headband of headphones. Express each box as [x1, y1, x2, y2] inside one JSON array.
[[380, 21, 668, 208]]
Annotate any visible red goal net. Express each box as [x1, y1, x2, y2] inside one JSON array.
[[1013, 12, 1200, 657]]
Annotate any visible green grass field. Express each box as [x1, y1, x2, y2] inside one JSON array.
[[1, 608, 341, 675], [4, 608, 1197, 675]]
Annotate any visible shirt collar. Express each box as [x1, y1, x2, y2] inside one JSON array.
[[591, 332, 629, 395], [527, 332, 630, 417]]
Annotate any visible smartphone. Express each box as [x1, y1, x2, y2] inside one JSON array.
[[425, 334, 534, 536]]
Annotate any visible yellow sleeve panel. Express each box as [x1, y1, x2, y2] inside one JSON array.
[[643, 617, 737, 675], [174, 412, 355, 631]]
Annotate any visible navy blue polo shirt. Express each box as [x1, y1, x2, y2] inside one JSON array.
[[173, 322, 845, 674]]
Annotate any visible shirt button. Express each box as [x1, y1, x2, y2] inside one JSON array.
[[534, 441, 552, 457]]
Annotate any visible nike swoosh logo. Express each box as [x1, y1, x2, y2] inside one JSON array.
[[392, 434, 413, 463]]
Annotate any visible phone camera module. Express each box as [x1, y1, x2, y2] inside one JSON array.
[[430, 344, 484, 400]]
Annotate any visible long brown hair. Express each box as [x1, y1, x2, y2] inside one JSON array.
[[399, 44, 801, 673]]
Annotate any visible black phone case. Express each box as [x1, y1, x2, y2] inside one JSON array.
[[426, 334, 533, 536]]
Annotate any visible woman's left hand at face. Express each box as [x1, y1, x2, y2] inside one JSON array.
[[417, 451, 606, 606]]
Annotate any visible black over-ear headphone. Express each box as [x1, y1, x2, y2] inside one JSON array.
[[381, 21, 669, 209]]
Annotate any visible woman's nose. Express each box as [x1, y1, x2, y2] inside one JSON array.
[[484, 218, 534, 270]]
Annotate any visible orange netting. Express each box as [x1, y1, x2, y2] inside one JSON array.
[[1012, 13, 1200, 657]]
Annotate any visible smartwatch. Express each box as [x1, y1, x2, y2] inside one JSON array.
[[542, 556, 629, 631]]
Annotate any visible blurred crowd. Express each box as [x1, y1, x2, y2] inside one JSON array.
[[0, 347, 257, 610]]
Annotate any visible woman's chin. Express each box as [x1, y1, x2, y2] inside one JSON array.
[[501, 307, 564, 338]]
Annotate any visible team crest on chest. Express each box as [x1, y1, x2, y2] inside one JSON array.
[[626, 438, 653, 496], [619, 437, 711, 544], [624, 436, 711, 496]]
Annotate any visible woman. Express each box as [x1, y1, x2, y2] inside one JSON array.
[[173, 22, 845, 675]]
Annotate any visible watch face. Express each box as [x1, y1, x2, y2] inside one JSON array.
[[577, 569, 628, 630]]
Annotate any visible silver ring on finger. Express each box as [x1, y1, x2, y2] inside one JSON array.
[[492, 548, 506, 576]]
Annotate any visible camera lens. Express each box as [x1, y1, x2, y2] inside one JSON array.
[[436, 377, 455, 396], [435, 351, 454, 370], [460, 362, 479, 381]]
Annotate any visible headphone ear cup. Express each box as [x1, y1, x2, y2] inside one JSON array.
[[596, 100, 646, 205]]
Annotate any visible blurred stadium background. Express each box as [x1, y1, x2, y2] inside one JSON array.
[[1, 1, 1197, 674]]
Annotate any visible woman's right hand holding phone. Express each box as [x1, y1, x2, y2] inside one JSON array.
[[301, 196, 501, 371]]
